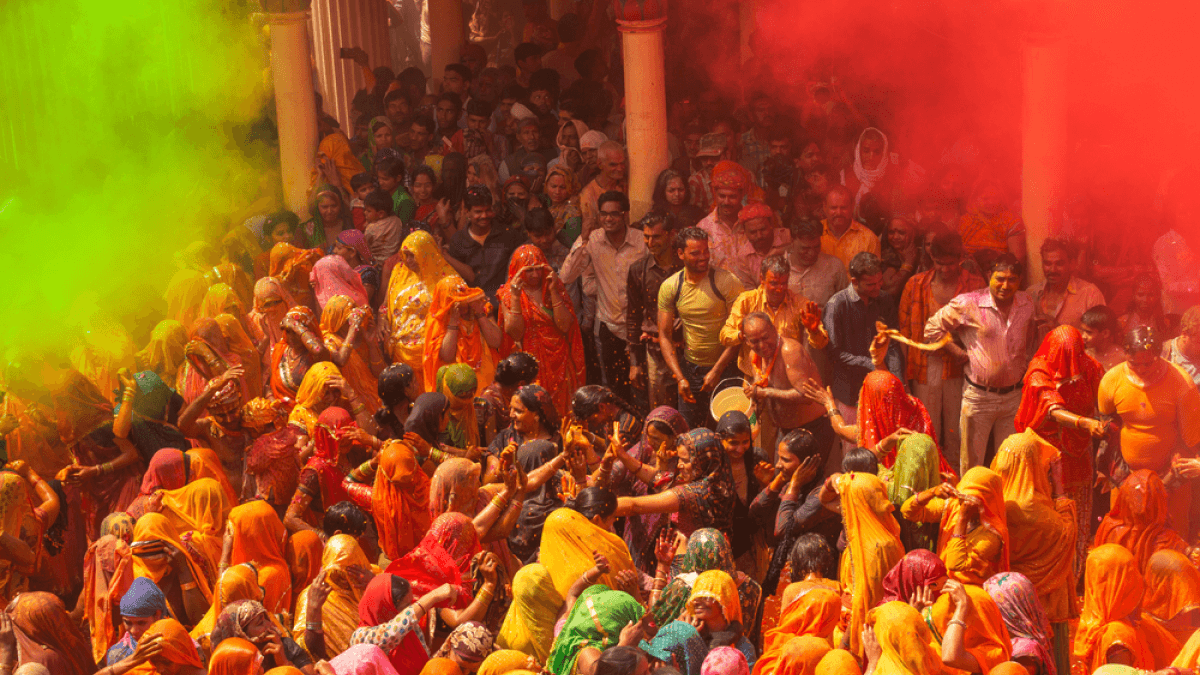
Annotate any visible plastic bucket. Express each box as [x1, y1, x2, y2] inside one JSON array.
[[710, 378, 752, 420]]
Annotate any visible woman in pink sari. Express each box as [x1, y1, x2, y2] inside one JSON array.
[[311, 254, 369, 311]]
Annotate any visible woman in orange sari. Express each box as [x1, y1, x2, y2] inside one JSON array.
[[164, 269, 210, 332], [270, 306, 331, 404], [225, 500, 292, 615], [286, 530, 323, 608], [929, 580, 1012, 674], [138, 617, 207, 674], [293, 534, 375, 656], [497, 244, 584, 416], [186, 447, 238, 505], [78, 513, 135, 663], [990, 429, 1076, 667], [900, 466, 1009, 584], [423, 275, 501, 395], [9, 592, 96, 675], [270, 243, 324, 313], [129, 513, 212, 625], [367, 440, 433, 560], [159, 477, 231, 578], [754, 587, 840, 674], [1074, 543, 1180, 671], [247, 277, 295, 365], [214, 313, 263, 399], [1013, 325, 1105, 583], [190, 563, 264, 655], [320, 294, 385, 412], [1093, 469, 1187, 571], [1144, 549, 1200, 645], [178, 317, 250, 404], [833, 471, 904, 656]]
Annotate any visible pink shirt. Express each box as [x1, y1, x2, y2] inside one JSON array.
[[924, 287, 1037, 389]]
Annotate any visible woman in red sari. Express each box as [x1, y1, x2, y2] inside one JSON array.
[[497, 244, 584, 417], [385, 512, 480, 613], [1014, 325, 1106, 581], [285, 407, 377, 534]]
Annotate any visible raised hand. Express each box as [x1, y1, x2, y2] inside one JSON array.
[[798, 300, 823, 333], [790, 455, 821, 490], [592, 550, 611, 575], [654, 528, 677, 567], [752, 461, 776, 487]]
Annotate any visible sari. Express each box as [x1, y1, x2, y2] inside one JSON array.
[[70, 317, 137, 407], [356, 573, 432, 674], [228, 499, 292, 614], [360, 117, 393, 171], [641, 621, 709, 675], [901, 466, 1009, 584], [329, 643, 404, 675], [80, 531, 134, 663], [405, 393, 450, 448], [880, 549, 945, 604], [1074, 544, 1181, 671], [688, 569, 743, 624], [136, 319, 189, 390], [1014, 325, 1103, 581], [754, 588, 840, 675], [616, 407, 689, 569], [312, 254, 370, 310], [164, 269, 210, 331], [423, 276, 496, 395], [295, 405, 358, 521], [288, 361, 344, 437], [270, 243, 324, 311], [436, 364, 479, 449], [295, 534, 373, 655], [1093, 470, 1187, 572], [1143, 549, 1200, 644], [753, 636, 828, 675], [984, 572, 1057, 675], [215, 313, 264, 399], [496, 245, 585, 416], [247, 277, 296, 357], [130, 513, 214, 602], [187, 447, 238, 505], [670, 429, 737, 536], [990, 429, 1076, 624], [929, 582, 1012, 674], [385, 232, 456, 385], [546, 165, 583, 247], [385, 512, 480, 609], [178, 316, 244, 404], [199, 283, 247, 323], [372, 440, 433, 560], [209, 637, 265, 675], [857, 371, 950, 472], [190, 563, 264, 654], [545, 585, 644, 675], [429, 458, 482, 518], [312, 129, 366, 194], [865, 601, 944, 675], [495, 562, 564, 664], [10, 592, 96, 675], [652, 528, 762, 634], [813, 650, 860, 675], [539, 507, 636, 598], [244, 416, 303, 509], [270, 305, 323, 403], [836, 471, 904, 656], [478, 650, 539, 675], [287, 530, 324, 599], [883, 433, 941, 552], [126, 618, 204, 674], [321, 294, 384, 412], [703, 647, 749, 675], [432, 621, 494, 661], [303, 185, 352, 249], [159, 477, 230, 576], [127, 447, 188, 519]]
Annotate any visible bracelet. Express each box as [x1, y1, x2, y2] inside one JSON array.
[[947, 618, 967, 629], [477, 587, 494, 600], [447, 325, 460, 331], [491, 495, 509, 511], [429, 448, 447, 463], [305, 622, 324, 633], [414, 600, 425, 614], [826, 408, 842, 418], [358, 460, 374, 474], [180, 582, 198, 591]]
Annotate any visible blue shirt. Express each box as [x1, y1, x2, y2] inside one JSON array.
[[822, 284, 905, 405]]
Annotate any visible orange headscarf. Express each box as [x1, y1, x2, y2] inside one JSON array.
[[209, 636, 265, 675], [990, 429, 1076, 622], [930, 583, 1012, 674], [1094, 469, 1188, 571], [836, 472, 904, 656], [214, 312, 263, 398], [129, 513, 213, 603], [373, 440, 433, 560], [320, 295, 384, 412], [754, 588, 841, 675], [1074, 543, 1181, 671], [814, 650, 861, 675], [937, 467, 1010, 577], [190, 563, 264, 652], [269, 243, 323, 282], [865, 601, 944, 675], [186, 447, 238, 504], [766, 636, 830, 675], [159, 477, 231, 575], [126, 618, 203, 675], [286, 530, 324, 598], [710, 160, 765, 202], [1143, 549, 1200, 644], [228, 500, 291, 614], [80, 534, 133, 663], [422, 275, 495, 393]]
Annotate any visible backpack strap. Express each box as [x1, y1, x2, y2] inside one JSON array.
[[671, 269, 727, 311]]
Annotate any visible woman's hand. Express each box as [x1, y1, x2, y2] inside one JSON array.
[[918, 483, 957, 505], [908, 584, 936, 612], [308, 569, 334, 611], [479, 554, 500, 584], [942, 579, 968, 616], [403, 431, 431, 455], [592, 550, 611, 576], [432, 583, 459, 607], [800, 379, 834, 409], [4, 461, 31, 482], [878, 427, 915, 453], [0, 612, 16, 664], [260, 630, 290, 665], [868, 330, 890, 369], [126, 631, 164, 666], [862, 624, 882, 671], [790, 455, 821, 492], [347, 565, 375, 591], [653, 528, 677, 568], [753, 461, 776, 487]]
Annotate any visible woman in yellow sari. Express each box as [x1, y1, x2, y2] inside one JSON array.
[[293, 534, 374, 655], [159, 477, 231, 578], [129, 513, 212, 625], [1074, 543, 1180, 671], [199, 283, 247, 324], [385, 231, 456, 389], [864, 601, 946, 675], [835, 471, 904, 656], [1143, 549, 1200, 645], [423, 275, 500, 395], [929, 581, 1012, 674], [758, 587, 841, 660], [538, 507, 635, 599], [496, 562, 563, 664], [270, 243, 324, 312], [287, 361, 378, 439], [190, 563, 264, 655], [186, 447, 238, 505], [990, 429, 1076, 669], [320, 294, 385, 412], [900, 466, 1008, 584], [214, 312, 264, 399], [136, 319, 190, 391]]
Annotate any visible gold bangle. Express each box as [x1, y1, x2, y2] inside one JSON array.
[[490, 495, 509, 510], [180, 582, 198, 591]]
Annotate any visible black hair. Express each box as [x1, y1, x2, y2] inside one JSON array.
[[987, 252, 1024, 279], [1124, 324, 1161, 353], [391, 575, 413, 609], [323, 500, 370, 538], [597, 190, 630, 213], [716, 412, 752, 439], [568, 486, 618, 521], [574, 48, 605, 79], [265, 209, 300, 233], [411, 164, 438, 188], [411, 115, 436, 133], [500, 83, 526, 102], [790, 219, 823, 240], [639, 211, 675, 233], [777, 428, 819, 461], [363, 189, 395, 215], [929, 231, 964, 259], [350, 172, 379, 192], [383, 89, 407, 106], [444, 62, 472, 82], [760, 254, 789, 278], [1039, 236, 1076, 259], [440, 152, 468, 209], [572, 384, 625, 420], [674, 226, 709, 251], [595, 646, 645, 675], [848, 252, 883, 279], [652, 168, 686, 210], [559, 98, 586, 119], [42, 479, 68, 555], [516, 385, 558, 434], [464, 185, 494, 209], [651, 668, 682, 675], [437, 92, 463, 114], [377, 364, 415, 409], [398, 67, 427, 93], [842, 447, 879, 473], [515, 42, 543, 63], [788, 533, 835, 581], [495, 352, 540, 387], [525, 207, 556, 236], [1081, 305, 1118, 334], [529, 68, 561, 98], [465, 98, 495, 119], [375, 156, 405, 181]]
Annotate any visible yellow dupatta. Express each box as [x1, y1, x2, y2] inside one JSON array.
[[293, 534, 373, 655]]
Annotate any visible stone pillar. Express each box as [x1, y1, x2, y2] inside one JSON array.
[[310, 0, 391, 132], [1020, 37, 1067, 285], [262, 1, 319, 217], [617, 16, 669, 221], [739, 0, 755, 65], [428, 0, 464, 93]]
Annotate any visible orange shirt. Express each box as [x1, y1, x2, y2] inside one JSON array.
[[1098, 361, 1200, 473]]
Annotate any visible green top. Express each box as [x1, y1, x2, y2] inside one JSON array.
[[657, 268, 744, 367]]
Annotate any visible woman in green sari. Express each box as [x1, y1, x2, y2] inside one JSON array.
[[650, 529, 761, 632], [436, 363, 480, 450], [300, 185, 353, 250], [546, 585, 644, 675], [883, 433, 942, 552], [359, 116, 396, 171]]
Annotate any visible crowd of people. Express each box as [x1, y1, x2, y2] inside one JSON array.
[[4, 3, 1200, 675]]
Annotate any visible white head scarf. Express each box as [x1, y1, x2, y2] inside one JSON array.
[[852, 127, 890, 209]]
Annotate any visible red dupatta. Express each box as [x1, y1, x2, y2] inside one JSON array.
[[1015, 325, 1103, 474], [857, 370, 953, 474], [384, 512, 479, 610], [359, 573, 432, 674]]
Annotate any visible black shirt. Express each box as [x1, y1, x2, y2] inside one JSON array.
[[446, 224, 527, 301], [821, 284, 905, 406]]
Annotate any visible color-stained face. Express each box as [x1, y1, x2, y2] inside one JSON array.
[[797, 142, 822, 171], [1042, 249, 1070, 287], [598, 201, 628, 234], [852, 272, 884, 301], [722, 430, 752, 461], [412, 173, 435, 202], [665, 176, 687, 206], [644, 222, 673, 258], [745, 216, 775, 253], [436, 101, 460, 131], [763, 270, 788, 306], [600, 149, 627, 182], [715, 187, 742, 221], [333, 242, 359, 267], [680, 238, 710, 274], [793, 236, 821, 267], [318, 195, 341, 224], [546, 173, 569, 204], [509, 394, 539, 435], [824, 190, 851, 229], [887, 218, 914, 251], [123, 613, 160, 641], [859, 133, 885, 170], [743, 318, 778, 359], [988, 269, 1021, 304]]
